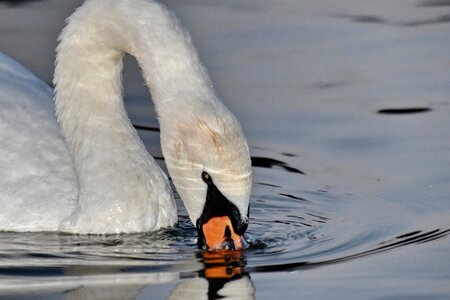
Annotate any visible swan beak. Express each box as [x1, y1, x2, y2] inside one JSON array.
[[202, 216, 243, 250]]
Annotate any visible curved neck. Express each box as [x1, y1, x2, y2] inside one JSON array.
[[52, 0, 212, 231], [55, 0, 214, 138]]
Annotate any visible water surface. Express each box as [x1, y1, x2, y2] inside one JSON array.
[[0, 0, 449, 299]]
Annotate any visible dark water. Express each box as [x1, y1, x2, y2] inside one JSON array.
[[1, 0, 450, 299]]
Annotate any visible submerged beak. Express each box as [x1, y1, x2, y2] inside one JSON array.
[[202, 216, 243, 250]]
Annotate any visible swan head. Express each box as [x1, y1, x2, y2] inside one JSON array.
[[160, 99, 252, 250]]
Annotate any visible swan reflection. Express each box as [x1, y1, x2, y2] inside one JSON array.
[[59, 250, 254, 300], [169, 251, 254, 300]]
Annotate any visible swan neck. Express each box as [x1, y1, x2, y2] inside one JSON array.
[[52, 0, 196, 232]]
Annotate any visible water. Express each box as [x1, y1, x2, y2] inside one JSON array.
[[1, 0, 450, 299]]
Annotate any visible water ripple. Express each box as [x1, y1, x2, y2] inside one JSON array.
[[0, 151, 449, 298]]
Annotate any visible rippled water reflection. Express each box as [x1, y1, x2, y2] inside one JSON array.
[[1, 0, 450, 299], [1, 151, 448, 298]]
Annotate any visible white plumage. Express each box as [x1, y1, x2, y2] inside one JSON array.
[[0, 0, 251, 234]]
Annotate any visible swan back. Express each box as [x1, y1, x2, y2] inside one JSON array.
[[0, 53, 78, 231]]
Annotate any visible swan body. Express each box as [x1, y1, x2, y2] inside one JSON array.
[[0, 0, 252, 238], [0, 52, 78, 231]]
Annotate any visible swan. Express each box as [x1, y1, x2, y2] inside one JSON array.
[[0, 0, 252, 250]]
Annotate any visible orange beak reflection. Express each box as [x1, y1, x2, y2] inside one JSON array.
[[202, 216, 243, 250], [202, 250, 244, 279]]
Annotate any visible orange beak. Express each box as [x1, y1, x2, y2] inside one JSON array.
[[202, 216, 243, 250]]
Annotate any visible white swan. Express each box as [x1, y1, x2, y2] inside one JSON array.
[[0, 0, 252, 250]]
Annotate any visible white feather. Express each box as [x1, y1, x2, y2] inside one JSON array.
[[0, 0, 251, 233]]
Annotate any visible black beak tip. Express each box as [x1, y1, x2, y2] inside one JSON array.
[[221, 238, 236, 251]]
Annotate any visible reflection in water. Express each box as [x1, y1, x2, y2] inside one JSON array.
[[251, 157, 305, 175], [377, 107, 432, 115], [248, 228, 450, 273], [336, 12, 450, 27], [60, 251, 255, 300], [1, 227, 448, 298], [3, 227, 447, 298], [169, 251, 254, 300], [199, 250, 246, 280], [279, 193, 308, 202], [0, 0, 46, 7], [132, 123, 160, 132], [0, 146, 448, 299], [63, 267, 148, 300], [419, 0, 450, 7]]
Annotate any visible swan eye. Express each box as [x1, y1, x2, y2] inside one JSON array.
[[201, 171, 212, 183]]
